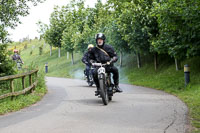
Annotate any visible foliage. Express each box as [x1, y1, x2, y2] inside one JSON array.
[[151, 0, 200, 59], [0, 0, 45, 76], [40, 0, 200, 63], [105, 20, 130, 53], [44, 6, 67, 48], [0, 0, 45, 43], [37, 21, 49, 40], [0, 70, 47, 115], [0, 44, 15, 76]]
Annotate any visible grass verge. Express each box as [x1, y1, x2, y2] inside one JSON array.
[[0, 70, 47, 115]]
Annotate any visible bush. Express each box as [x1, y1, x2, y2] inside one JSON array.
[[0, 44, 15, 77]]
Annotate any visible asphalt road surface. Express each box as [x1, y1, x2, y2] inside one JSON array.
[[0, 77, 190, 133]]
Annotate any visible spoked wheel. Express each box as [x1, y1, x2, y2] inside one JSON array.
[[99, 74, 108, 105]]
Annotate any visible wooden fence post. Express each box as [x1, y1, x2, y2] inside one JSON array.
[[0, 69, 38, 100], [22, 76, 25, 90], [33, 71, 38, 92], [10, 79, 14, 100], [29, 74, 33, 93]]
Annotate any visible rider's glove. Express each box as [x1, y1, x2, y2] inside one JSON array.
[[106, 61, 111, 65], [90, 60, 96, 64], [110, 57, 117, 63]]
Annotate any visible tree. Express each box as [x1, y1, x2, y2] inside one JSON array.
[[44, 6, 68, 58], [151, 0, 200, 70], [62, 23, 78, 65], [0, 0, 44, 76], [71, 0, 93, 53], [105, 21, 130, 67], [0, 44, 15, 76], [61, 0, 93, 64], [116, 1, 153, 68], [0, 0, 45, 43], [37, 21, 48, 40], [36, 21, 53, 56]]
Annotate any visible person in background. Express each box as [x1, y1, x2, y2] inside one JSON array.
[[82, 44, 94, 82], [12, 49, 24, 69]]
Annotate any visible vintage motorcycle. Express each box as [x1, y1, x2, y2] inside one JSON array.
[[84, 67, 94, 86], [93, 63, 116, 105]]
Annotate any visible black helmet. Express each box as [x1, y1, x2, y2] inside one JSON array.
[[95, 33, 106, 41]]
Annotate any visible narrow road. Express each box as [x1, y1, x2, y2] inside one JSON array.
[[0, 77, 189, 133]]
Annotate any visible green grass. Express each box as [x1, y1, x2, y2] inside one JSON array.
[[0, 39, 84, 115], [16, 39, 84, 78], [0, 40, 47, 115], [0, 70, 47, 115], [0, 86, 46, 115], [122, 54, 200, 132], [1, 39, 84, 114]]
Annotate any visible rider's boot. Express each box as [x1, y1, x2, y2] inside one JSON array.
[[115, 85, 123, 93], [114, 79, 123, 93], [95, 87, 100, 96], [87, 77, 90, 82]]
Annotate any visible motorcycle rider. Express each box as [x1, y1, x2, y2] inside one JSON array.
[[89, 33, 123, 96], [82, 44, 94, 82], [12, 49, 24, 70], [12, 49, 24, 64]]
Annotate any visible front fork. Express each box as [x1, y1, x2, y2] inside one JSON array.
[[97, 67, 115, 96]]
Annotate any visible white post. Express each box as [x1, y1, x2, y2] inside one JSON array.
[[58, 47, 61, 58], [67, 52, 69, 59], [50, 45, 52, 56]]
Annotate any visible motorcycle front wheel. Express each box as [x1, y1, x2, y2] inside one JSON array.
[[99, 74, 108, 105]]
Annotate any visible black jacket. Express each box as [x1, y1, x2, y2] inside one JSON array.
[[12, 54, 23, 63], [89, 44, 118, 64], [82, 51, 91, 66]]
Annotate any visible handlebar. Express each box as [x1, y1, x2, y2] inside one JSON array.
[[92, 63, 107, 67]]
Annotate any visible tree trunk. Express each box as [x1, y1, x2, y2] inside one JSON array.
[[67, 52, 69, 59], [120, 51, 122, 68], [154, 53, 158, 71], [58, 47, 61, 58], [137, 52, 141, 68], [50, 45, 52, 56], [175, 58, 181, 71], [71, 51, 74, 65]]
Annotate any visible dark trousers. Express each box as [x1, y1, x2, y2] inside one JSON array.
[[85, 65, 91, 81], [93, 65, 119, 88]]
